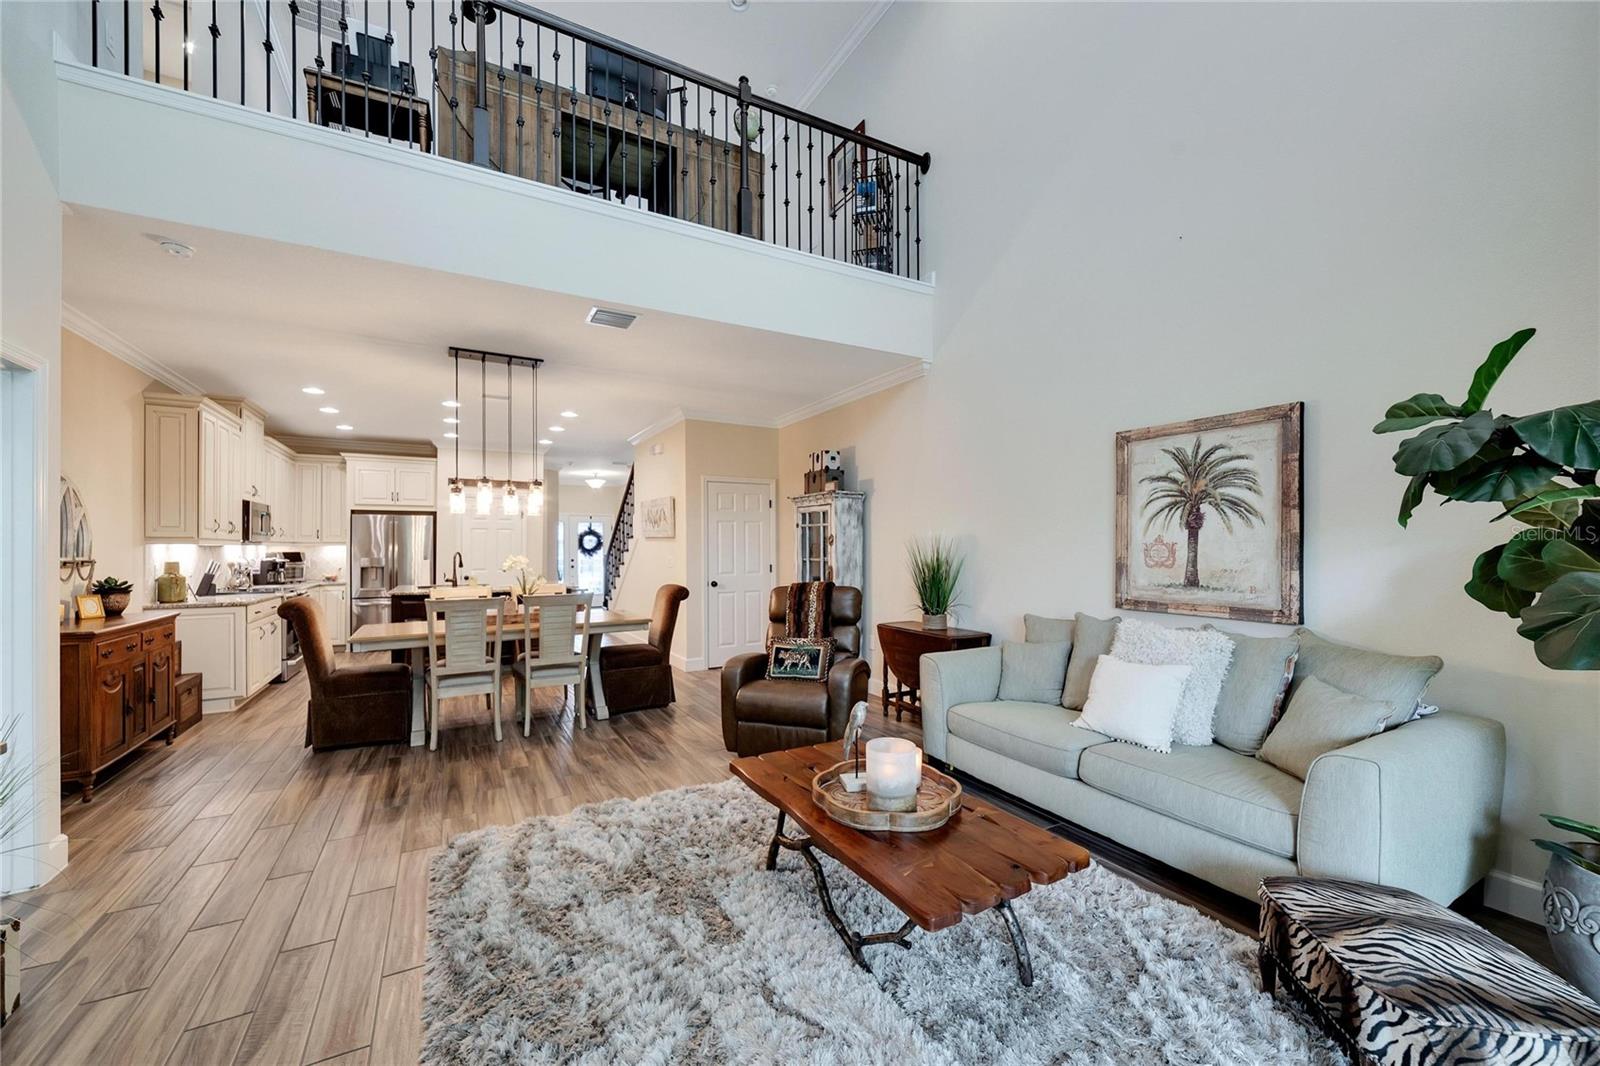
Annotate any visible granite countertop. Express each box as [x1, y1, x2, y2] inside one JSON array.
[[389, 583, 514, 597], [159, 579, 344, 610]]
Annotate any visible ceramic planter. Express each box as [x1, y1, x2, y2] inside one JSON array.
[[1544, 843, 1600, 1002], [100, 592, 131, 617], [921, 613, 947, 630]]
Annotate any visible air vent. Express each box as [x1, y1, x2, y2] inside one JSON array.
[[586, 307, 638, 330]]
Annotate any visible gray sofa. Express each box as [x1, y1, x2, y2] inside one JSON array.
[[921, 629, 1507, 905]]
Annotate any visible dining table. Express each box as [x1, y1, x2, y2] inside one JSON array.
[[347, 606, 651, 746]]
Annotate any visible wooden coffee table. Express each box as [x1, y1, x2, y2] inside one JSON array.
[[729, 743, 1091, 986]]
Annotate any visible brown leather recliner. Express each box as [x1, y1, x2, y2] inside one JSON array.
[[721, 585, 869, 756], [590, 584, 689, 714], [278, 596, 411, 751]]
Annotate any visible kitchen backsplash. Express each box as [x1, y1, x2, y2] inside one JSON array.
[[144, 543, 349, 599]]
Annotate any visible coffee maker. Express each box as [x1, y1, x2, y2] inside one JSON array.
[[255, 555, 287, 586]]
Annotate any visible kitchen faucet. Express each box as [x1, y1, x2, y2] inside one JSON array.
[[450, 552, 464, 586]]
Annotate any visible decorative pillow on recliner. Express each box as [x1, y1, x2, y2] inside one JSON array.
[[767, 638, 834, 683]]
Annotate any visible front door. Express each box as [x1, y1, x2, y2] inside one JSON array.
[[706, 480, 774, 669], [560, 514, 608, 605]]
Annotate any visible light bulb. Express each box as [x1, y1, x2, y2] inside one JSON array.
[[502, 484, 519, 516], [475, 479, 493, 516], [448, 483, 466, 515]]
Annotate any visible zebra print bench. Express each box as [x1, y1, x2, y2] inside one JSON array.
[[1258, 876, 1600, 1066]]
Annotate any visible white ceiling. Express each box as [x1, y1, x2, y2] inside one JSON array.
[[62, 206, 914, 472]]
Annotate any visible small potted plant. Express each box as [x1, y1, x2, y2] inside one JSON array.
[[907, 536, 964, 630], [89, 577, 134, 617], [1535, 815, 1600, 1002]]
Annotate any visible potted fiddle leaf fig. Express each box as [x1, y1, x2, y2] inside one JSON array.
[[1535, 815, 1600, 1001], [908, 536, 965, 630], [1376, 328, 1600, 994]]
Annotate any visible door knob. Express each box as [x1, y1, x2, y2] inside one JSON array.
[[710, 580, 719, 588]]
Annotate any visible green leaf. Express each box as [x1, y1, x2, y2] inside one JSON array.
[[1510, 400, 1600, 469], [1494, 481, 1590, 528], [1465, 544, 1535, 617], [1461, 327, 1536, 414], [1505, 485, 1600, 524], [1397, 475, 1428, 528], [1516, 571, 1600, 669], [1435, 452, 1559, 503], [1535, 838, 1600, 876], [1374, 393, 1464, 433], [1544, 538, 1600, 578], [1498, 531, 1559, 592], [1392, 411, 1497, 475], [1542, 813, 1600, 844]]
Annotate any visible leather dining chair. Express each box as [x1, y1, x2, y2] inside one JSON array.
[[590, 584, 689, 714], [720, 584, 869, 756], [278, 596, 411, 751]]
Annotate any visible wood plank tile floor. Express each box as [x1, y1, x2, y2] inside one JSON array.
[[1, 655, 1550, 1064]]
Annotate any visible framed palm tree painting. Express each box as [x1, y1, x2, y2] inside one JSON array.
[[1115, 402, 1303, 624]]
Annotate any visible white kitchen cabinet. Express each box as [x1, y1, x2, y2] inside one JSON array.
[[245, 614, 280, 695], [177, 598, 281, 712], [266, 441, 296, 540], [293, 459, 347, 543], [345, 455, 437, 509], [240, 406, 266, 501], [320, 462, 347, 543], [308, 585, 350, 645], [145, 396, 242, 544]]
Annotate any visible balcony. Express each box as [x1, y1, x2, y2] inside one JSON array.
[[84, 0, 931, 281]]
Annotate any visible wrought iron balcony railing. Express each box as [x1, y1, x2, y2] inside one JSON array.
[[89, 0, 932, 280]]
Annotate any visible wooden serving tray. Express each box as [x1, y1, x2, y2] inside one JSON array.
[[811, 761, 963, 833]]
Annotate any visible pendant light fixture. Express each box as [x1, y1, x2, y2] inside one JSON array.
[[444, 347, 546, 520]]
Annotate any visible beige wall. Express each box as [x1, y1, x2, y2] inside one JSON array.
[[799, 2, 1600, 917], [613, 420, 689, 659], [60, 329, 155, 607]]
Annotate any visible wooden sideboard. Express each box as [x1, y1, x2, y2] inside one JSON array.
[[876, 620, 992, 721], [61, 611, 180, 801]]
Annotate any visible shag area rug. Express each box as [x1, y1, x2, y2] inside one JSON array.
[[425, 779, 1341, 1065]]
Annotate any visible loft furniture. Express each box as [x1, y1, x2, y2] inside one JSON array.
[[591, 584, 688, 715], [791, 490, 864, 589], [730, 742, 1091, 986], [60, 611, 179, 801], [1259, 876, 1600, 1064], [423, 596, 509, 750], [348, 606, 650, 741], [920, 614, 1506, 904], [720, 584, 869, 757], [278, 597, 410, 751], [876, 619, 991, 721], [434, 49, 763, 237], [514, 592, 592, 733], [303, 68, 431, 149]]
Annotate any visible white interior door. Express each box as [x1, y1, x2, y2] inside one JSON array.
[[456, 512, 527, 585], [560, 513, 608, 605], [706, 479, 774, 669]]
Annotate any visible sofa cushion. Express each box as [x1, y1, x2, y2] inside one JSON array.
[[1291, 628, 1442, 723], [1258, 676, 1392, 780], [946, 701, 1114, 780], [1109, 619, 1235, 746], [1024, 614, 1074, 644], [998, 640, 1071, 703], [1209, 629, 1300, 756], [1079, 742, 1302, 858], [1062, 612, 1121, 710]]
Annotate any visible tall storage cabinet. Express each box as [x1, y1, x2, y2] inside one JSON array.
[[144, 396, 243, 544], [790, 490, 865, 590]]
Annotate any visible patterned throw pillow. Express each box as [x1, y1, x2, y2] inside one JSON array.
[[1109, 618, 1236, 746], [767, 638, 834, 683]]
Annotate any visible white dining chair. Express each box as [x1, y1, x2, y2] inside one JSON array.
[[423, 595, 508, 751], [514, 592, 592, 735]]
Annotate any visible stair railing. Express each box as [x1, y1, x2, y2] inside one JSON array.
[[602, 465, 634, 608]]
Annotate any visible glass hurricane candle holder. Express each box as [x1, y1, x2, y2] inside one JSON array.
[[865, 737, 922, 812]]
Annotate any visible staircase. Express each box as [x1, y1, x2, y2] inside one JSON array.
[[602, 467, 636, 609]]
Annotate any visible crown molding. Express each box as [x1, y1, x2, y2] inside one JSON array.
[[276, 434, 436, 458], [776, 358, 927, 428], [61, 303, 202, 395], [627, 408, 687, 448], [796, 1, 895, 110]]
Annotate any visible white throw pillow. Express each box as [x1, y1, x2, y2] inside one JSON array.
[[1109, 618, 1235, 746], [1074, 655, 1192, 754]]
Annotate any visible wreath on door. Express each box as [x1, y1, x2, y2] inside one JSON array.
[[577, 528, 605, 556]]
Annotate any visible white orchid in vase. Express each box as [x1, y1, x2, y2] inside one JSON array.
[[501, 555, 544, 597]]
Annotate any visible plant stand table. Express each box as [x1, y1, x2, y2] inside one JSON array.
[[730, 742, 1090, 986], [876, 620, 991, 720]]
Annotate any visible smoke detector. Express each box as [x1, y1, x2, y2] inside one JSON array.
[[586, 307, 638, 330], [157, 239, 195, 259]]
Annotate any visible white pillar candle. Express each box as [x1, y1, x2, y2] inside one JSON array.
[[865, 737, 922, 812]]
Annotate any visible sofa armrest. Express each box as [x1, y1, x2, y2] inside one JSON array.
[[1298, 711, 1505, 904], [720, 652, 768, 752], [919, 646, 1002, 761]]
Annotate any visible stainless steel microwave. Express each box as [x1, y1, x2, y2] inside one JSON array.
[[243, 500, 273, 543]]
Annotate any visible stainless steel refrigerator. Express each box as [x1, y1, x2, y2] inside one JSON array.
[[350, 512, 435, 632]]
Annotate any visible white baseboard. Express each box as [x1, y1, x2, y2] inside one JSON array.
[[672, 654, 707, 672], [1484, 869, 1544, 923]]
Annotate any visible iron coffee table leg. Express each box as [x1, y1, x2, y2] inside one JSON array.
[[994, 898, 1034, 987]]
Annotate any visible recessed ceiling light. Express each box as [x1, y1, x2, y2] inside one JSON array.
[[302, 386, 325, 395], [729, 0, 748, 10], [335, 424, 353, 431], [158, 239, 195, 259], [442, 399, 461, 408], [318, 406, 339, 414], [548, 425, 565, 432], [538, 438, 553, 446], [443, 432, 458, 439], [560, 410, 579, 419], [442, 417, 460, 425]]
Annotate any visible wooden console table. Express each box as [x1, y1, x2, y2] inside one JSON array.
[[876, 620, 991, 720]]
